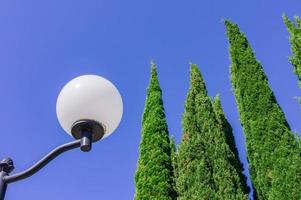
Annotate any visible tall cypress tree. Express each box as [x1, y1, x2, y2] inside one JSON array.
[[225, 20, 301, 199], [211, 95, 249, 195], [134, 64, 176, 200], [176, 64, 248, 200], [283, 15, 301, 87]]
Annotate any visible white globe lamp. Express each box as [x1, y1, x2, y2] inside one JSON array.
[[0, 75, 123, 199], [56, 75, 123, 150]]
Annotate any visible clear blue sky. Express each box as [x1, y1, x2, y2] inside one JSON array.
[[0, 1, 300, 199]]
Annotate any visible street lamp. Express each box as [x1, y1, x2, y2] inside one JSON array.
[[0, 75, 123, 200]]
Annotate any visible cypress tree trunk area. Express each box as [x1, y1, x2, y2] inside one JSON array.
[[283, 15, 301, 88], [134, 65, 176, 200], [225, 20, 301, 199], [169, 136, 178, 199], [175, 64, 248, 200], [211, 95, 250, 195]]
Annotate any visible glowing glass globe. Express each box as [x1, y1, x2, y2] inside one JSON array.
[[56, 75, 123, 141]]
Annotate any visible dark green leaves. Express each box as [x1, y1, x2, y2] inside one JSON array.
[[135, 64, 176, 200], [283, 15, 301, 88], [226, 20, 301, 199], [176, 64, 248, 200]]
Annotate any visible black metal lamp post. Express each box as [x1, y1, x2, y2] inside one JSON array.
[[0, 75, 123, 200]]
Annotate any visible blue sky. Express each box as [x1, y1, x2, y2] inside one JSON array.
[[0, 1, 300, 199]]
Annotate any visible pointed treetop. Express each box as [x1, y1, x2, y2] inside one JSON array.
[[224, 20, 251, 48], [178, 64, 249, 199], [213, 94, 221, 104], [150, 62, 157, 77], [283, 14, 301, 31], [135, 63, 175, 200], [282, 14, 290, 24], [212, 95, 225, 119], [150, 59, 156, 68], [283, 14, 301, 88], [226, 20, 300, 199], [212, 94, 250, 195], [283, 14, 295, 32], [212, 94, 224, 118], [212, 94, 227, 122], [147, 61, 161, 94], [189, 63, 207, 96], [224, 20, 238, 31]]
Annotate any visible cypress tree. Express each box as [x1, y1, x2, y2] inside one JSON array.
[[211, 95, 250, 195], [283, 15, 301, 87], [225, 20, 301, 199], [176, 64, 248, 200], [134, 64, 176, 200]]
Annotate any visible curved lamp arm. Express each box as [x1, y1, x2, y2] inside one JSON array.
[[4, 139, 81, 184], [0, 133, 92, 200]]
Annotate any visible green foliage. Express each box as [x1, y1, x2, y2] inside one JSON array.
[[176, 64, 248, 200], [283, 15, 301, 88], [211, 95, 250, 195], [134, 65, 176, 200], [169, 136, 178, 199], [225, 20, 301, 199]]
